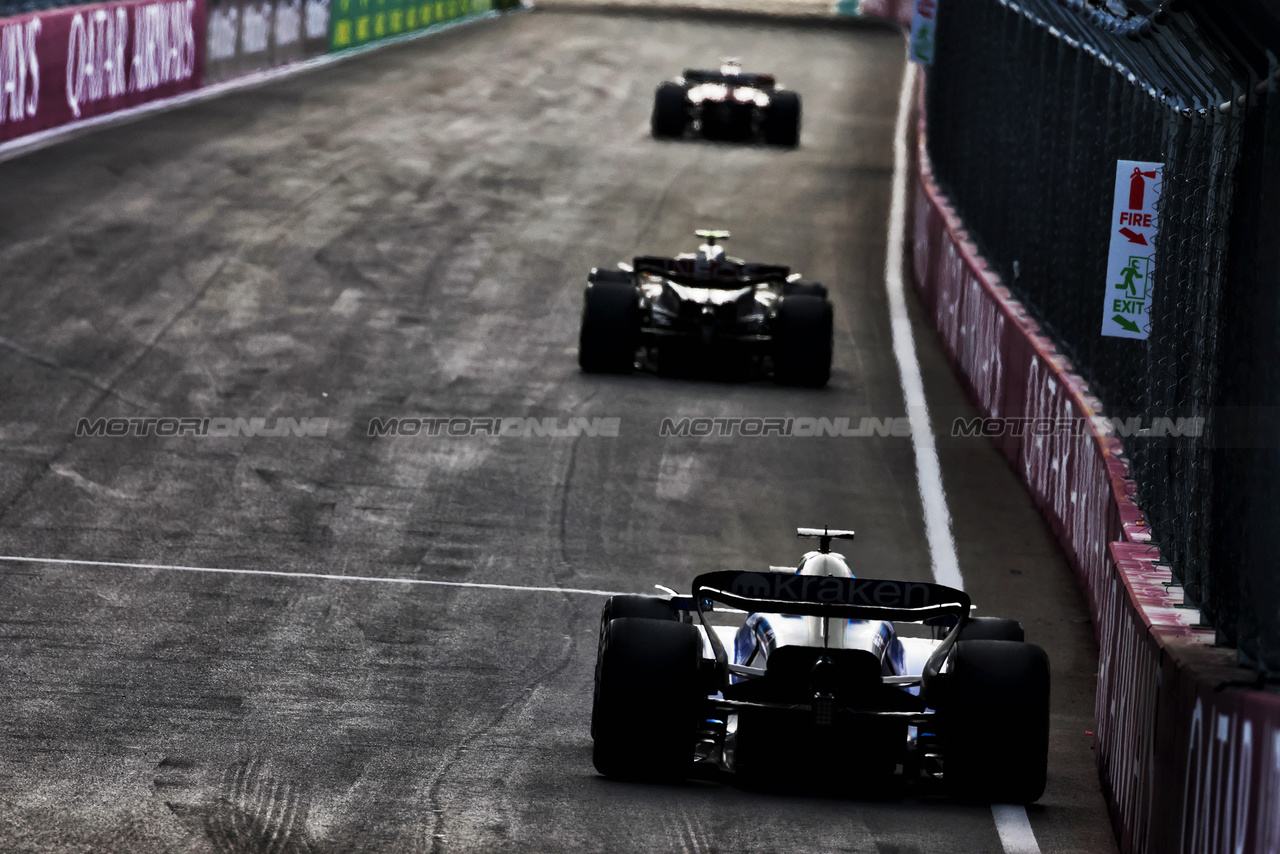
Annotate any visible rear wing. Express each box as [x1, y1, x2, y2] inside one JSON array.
[[691, 570, 969, 623], [682, 70, 775, 89], [689, 570, 971, 692], [633, 255, 790, 287]]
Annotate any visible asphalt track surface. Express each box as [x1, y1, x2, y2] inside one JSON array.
[[0, 9, 1120, 853]]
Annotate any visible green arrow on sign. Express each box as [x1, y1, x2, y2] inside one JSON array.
[[1112, 315, 1141, 333]]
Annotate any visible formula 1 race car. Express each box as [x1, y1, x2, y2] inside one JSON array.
[[651, 60, 801, 146], [590, 528, 1051, 803], [577, 230, 833, 386]]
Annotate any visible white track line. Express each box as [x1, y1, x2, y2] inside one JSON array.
[[885, 62, 961, 592], [0, 554, 626, 596], [886, 58, 1041, 854], [992, 805, 1042, 854]]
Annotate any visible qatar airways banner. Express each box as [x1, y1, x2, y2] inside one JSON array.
[[0, 0, 205, 143]]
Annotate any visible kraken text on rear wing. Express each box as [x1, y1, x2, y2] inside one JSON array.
[[691, 570, 970, 623]]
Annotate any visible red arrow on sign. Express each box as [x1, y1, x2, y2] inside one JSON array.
[[1119, 227, 1148, 246]]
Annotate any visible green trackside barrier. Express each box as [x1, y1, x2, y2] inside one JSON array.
[[330, 0, 497, 52]]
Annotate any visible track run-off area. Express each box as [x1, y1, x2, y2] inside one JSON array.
[[0, 8, 1119, 853]]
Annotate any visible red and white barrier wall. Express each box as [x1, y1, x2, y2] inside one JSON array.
[[0, 0, 509, 154], [856, 0, 911, 25], [909, 77, 1280, 853], [0, 0, 205, 143]]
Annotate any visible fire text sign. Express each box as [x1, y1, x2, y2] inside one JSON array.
[[1101, 159, 1162, 340]]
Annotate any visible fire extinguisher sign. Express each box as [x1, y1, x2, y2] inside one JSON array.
[[1101, 159, 1163, 340], [909, 0, 938, 64]]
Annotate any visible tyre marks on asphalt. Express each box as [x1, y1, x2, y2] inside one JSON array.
[[424, 626, 581, 854], [154, 754, 314, 854], [556, 401, 597, 577], [676, 805, 712, 854], [208, 757, 314, 854], [0, 253, 232, 529]]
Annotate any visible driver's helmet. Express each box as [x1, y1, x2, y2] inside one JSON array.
[[696, 242, 726, 263], [694, 229, 730, 263]]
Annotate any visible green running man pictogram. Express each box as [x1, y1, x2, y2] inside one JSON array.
[[1116, 257, 1149, 300]]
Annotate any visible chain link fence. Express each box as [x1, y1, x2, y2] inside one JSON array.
[[925, 0, 1275, 660]]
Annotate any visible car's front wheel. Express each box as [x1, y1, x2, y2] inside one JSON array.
[[592, 617, 703, 779]]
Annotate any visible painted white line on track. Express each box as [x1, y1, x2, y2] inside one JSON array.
[[0, 11, 503, 165], [0, 554, 626, 597], [884, 61, 962, 592], [992, 805, 1042, 854], [886, 57, 1041, 854]]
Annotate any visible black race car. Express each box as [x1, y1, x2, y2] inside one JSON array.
[[651, 60, 801, 146], [578, 230, 833, 386], [590, 528, 1052, 803]]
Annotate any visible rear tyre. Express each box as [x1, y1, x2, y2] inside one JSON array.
[[588, 267, 634, 287], [652, 83, 688, 139], [591, 596, 679, 737], [942, 640, 1050, 804], [579, 280, 639, 373], [762, 90, 801, 147], [599, 595, 679, 628], [592, 618, 703, 779], [772, 295, 832, 387], [957, 616, 1025, 642]]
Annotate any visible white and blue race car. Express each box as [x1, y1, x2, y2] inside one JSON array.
[[590, 527, 1050, 803]]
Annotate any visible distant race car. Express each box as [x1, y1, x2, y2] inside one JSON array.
[[651, 59, 801, 146], [577, 230, 833, 386], [590, 527, 1051, 803]]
